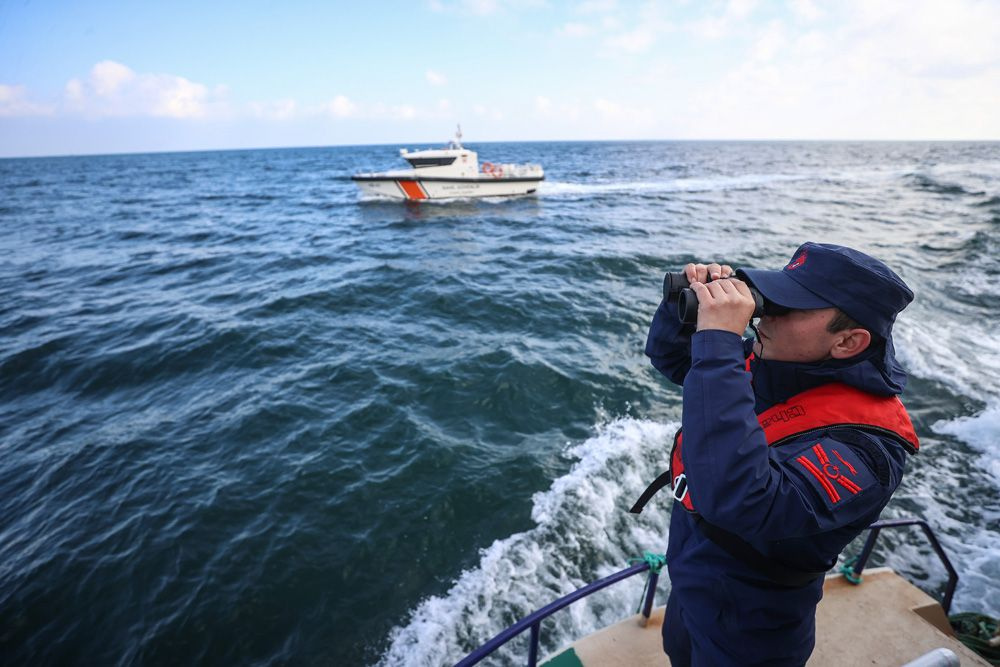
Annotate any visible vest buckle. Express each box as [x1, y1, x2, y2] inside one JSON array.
[[672, 473, 688, 502]]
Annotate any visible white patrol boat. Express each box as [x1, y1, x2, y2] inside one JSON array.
[[351, 126, 544, 201]]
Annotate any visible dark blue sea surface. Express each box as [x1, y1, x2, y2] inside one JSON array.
[[2, 141, 999, 665]]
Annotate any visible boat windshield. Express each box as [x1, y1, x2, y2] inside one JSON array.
[[404, 156, 458, 168]]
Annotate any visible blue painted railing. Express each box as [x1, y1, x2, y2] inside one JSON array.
[[455, 517, 959, 666], [845, 518, 959, 614], [453, 557, 662, 667]]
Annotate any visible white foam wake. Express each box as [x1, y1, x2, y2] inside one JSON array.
[[892, 290, 1000, 617], [933, 406, 1000, 481], [540, 173, 810, 197], [537, 163, 936, 199], [374, 417, 676, 667], [894, 280, 1000, 484]]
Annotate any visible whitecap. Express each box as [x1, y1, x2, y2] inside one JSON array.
[[933, 405, 1000, 480], [374, 417, 677, 667]]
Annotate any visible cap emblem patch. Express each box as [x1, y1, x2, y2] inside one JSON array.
[[786, 250, 808, 271]]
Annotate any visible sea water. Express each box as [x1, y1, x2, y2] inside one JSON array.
[[1, 141, 998, 665]]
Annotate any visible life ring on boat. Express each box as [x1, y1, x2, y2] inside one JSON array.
[[482, 162, 495, 174]]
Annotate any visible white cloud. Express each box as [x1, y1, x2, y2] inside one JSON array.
[[0, 84, 54, 117], [463, 0, 498, 14], [849, 0, 1000, 76], [307, 96, 457, 123], [535, 96, 552, 113], [64, 79, 84, 104], [327, 95, 358, 118], [576, 0, 617, 14], [153, 77, 211, 118], [793, 30, 827, 56], [600, 4, 675, 55], [728, 0, 758, 19], [600, 15, 623, 31], [673, 0, 1000, 139], [61, 60, 223, 119], [605, 26, 656, 53], [788, 0, 823, 23], [426, 70, 448, 86], [90, 60, 135, 96], [594, 98, 623, 116], [749, 20, 786, 62], [688, 0, 760, 39]]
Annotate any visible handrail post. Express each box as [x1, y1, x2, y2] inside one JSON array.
[[849, 519, 959, 614], [853, 525, 882, 577], [917, 522, 959, 613], [527, 621, 541, 667], [639, 570, 660, 626]]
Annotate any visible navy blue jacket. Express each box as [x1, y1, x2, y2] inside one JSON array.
[[645, 299, 911, 667]]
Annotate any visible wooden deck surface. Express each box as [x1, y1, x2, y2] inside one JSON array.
[[542, 568, 988, 666]]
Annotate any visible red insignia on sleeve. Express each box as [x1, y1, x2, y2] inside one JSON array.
[[833, 449, 858, 475], [796, 454, 841, 503], [796, 443, 863, 504]]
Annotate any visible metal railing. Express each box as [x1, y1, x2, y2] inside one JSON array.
[[454, 557, 662, 667], [455, 517, 959, 666], [845, 518, 959, 613]]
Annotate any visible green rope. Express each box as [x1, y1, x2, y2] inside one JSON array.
[[949, 612, 1000, 666], [629, 552, 667, 575], [629, 552, 667, 614], [838, 556, 863, 585]]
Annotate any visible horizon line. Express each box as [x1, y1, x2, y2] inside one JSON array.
[[3, 137, 999, 161]]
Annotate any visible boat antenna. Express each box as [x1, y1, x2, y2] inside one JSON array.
[[454, 124, 463, 149]]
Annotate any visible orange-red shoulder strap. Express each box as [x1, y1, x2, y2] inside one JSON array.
[[757, 382, 919, 452]]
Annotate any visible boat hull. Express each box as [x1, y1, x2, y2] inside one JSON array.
[[352, 176, 542, 200]]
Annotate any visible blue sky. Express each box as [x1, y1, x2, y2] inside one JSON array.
[[2, 0, 999, 157]]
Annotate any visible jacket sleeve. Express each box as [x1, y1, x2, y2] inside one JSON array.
[[644, 298, 697, 386], [680, 330, 894, 541]]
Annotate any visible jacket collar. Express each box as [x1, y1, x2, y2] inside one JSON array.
[[748, 339, 907, 413]]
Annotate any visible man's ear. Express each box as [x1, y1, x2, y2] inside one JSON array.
[[829, 328, 872, 359]]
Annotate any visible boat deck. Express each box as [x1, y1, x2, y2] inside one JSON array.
[[542, 568, 988, 666]]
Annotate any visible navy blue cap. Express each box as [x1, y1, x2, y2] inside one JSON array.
[[738, 242, 914, 338]]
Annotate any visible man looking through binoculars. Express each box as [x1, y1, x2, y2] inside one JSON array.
[[682, 261, 873, 363], [630, 242, 918, 667]]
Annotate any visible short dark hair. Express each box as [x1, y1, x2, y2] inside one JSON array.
[[826, 309, 864, 333]]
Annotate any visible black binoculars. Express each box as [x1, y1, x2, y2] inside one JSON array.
[[662, 271, 791, 324]]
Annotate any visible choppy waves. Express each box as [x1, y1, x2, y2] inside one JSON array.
[[376, 417, 676, 666], [1, 142, 998, 666]]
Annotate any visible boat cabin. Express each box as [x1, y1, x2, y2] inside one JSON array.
[[399, 146, 480, 178]]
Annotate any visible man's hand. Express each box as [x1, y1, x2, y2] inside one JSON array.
[[683, 263, 757, 334], [683, 262, 733, 283]]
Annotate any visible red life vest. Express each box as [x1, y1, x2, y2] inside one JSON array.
[[630, 376, 919, 515]]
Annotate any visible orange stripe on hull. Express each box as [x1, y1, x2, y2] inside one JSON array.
[[397, 180, 428, 200]]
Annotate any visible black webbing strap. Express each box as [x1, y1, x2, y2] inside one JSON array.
[[695, 517, 828, 587], [629, 470, 673, 514]]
